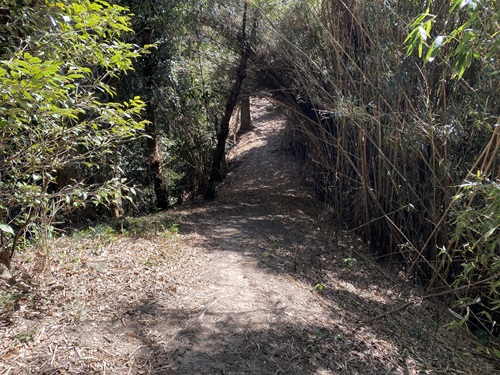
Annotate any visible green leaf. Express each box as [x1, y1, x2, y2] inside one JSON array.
[[425, 36, 444, 63], [0, 223, 14, 235], [418, 26, 427, 41], [109, 53, 121, 64], [450, 0, 462, 13]]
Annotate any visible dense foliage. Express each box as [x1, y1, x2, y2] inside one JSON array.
[[112, 0, 249, 209], [0, 0, 148, 268], [1, 0, 248, 268]]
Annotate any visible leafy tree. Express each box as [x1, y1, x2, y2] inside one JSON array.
[[115, 0, 226, 208], [0, 0, 149, 269], [205, 0, 260, 197], [115, 0, 260, 205]]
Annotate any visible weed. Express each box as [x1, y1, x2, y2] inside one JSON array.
[[314, 283, 325, 291], [118, 216, 179, 237], [72, 224, 116, 239], [343, 257, 357, 268], [270, 242, 282, 251], [169, 223, 179, 235], [0, 289, 21, 312]]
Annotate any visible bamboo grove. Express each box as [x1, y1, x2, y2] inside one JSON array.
[[250, 0, 499, 338]]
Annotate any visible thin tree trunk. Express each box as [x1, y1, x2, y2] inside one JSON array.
[[142, 27, 169, 209], [110, 151, 124, 220], [205, 3, 258, 199], [239, 95, 252, 133], [0, 222, 10, 268]]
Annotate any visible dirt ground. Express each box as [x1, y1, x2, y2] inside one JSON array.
[[1, 99, 498, 374]]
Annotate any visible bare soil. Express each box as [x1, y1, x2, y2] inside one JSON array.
[[1, 99, 498, 374]]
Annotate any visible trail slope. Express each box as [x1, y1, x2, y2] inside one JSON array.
[[1, 99, 496, 375], [161, 99, 496, 374]]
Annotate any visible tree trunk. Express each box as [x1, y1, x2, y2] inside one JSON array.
[[204, 3, 259, 199], [143, 27, 169, 210], [110, 151, 124, 220], [239, 95, 252, 133], [208, 68, 245, 184], [0, 243, 10, 269]]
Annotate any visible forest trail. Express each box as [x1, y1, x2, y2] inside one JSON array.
[[1, 99, 497, 374]]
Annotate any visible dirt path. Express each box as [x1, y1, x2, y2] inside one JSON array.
[[1, 99, 498, 374], [143, 99, 497, 374], [165, 100, 338, 374]]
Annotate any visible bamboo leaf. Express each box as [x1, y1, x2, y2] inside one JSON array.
[[449, 308, 465, 321], [426, 36, 444, 62]]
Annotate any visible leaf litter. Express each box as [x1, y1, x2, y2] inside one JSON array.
[[1, 98, 498, 374]]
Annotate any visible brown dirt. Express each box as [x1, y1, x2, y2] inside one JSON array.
[[1, 99, 498, 374]]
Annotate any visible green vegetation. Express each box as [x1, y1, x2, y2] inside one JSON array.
[[0, 0, 498, 353], [0, 0, 149, 268]]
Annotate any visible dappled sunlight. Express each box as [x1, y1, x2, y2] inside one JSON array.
[[167, 98, 490, 374], [2, 99, 495, 374], [2, 0, 497, 371], [328, 278, 396, 306]]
